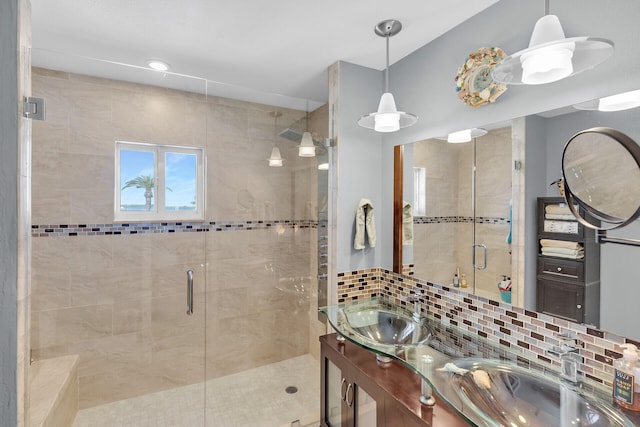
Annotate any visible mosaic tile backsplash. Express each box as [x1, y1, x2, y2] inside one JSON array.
[[338, 268, 638, 390]]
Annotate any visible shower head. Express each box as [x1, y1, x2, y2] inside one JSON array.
[[278, 127, 304, 142]]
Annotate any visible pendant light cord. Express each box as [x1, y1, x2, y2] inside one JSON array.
[[385, 35, 390, 92], [545, 0, 549, 15]]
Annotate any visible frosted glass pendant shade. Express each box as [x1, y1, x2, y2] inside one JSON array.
[[358, 92, 417, 133], [493, 15, 613, 85], [268, 146, 283, 167], [446, 128, 488, 143], [574, 89, 640, 112], [298, 132, 316, 157], [598, 90, 640, 111]]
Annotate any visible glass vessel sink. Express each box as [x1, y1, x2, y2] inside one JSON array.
[[341, 304, 433, 347], [321, 298, 637, 426], [448, 359, 631, 427]]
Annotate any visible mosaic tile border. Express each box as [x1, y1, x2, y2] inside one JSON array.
[[337, 268, 638, 391], [413, 216, 509, 225], [31, 220, 318, 237]]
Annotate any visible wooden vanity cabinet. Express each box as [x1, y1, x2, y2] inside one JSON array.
[[536, 197, 601, 326], [320, 334, 467, 427]]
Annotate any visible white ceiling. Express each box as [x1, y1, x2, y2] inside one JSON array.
[[31, 0, 498, 110]]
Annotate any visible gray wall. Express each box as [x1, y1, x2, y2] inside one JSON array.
[[336, 62, 385, 272], [0, 0, 19, 424], [522, 115, 549, 310]]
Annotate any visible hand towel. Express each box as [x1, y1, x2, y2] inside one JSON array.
[[539, 239, 583, 250], [354, 199, 376, 249], [402, 201, 413, 246]]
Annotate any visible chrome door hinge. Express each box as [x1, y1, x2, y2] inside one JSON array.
[[23, 96, 46, 120]]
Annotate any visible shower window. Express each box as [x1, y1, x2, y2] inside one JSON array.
[[413, 167, 426, 216], [115, 141, 205, 221]]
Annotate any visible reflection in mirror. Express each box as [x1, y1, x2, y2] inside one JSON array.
[[563, 127, 640, 228], [407, 126, 513, 303], [400, 98, 640, 342]]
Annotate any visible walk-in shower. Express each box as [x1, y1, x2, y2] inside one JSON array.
[[29, 49, 327, 426]]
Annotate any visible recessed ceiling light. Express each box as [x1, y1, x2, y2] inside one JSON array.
[[146, 60, 170, 71]]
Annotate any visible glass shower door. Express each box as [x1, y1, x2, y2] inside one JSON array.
[[29, 51, 208, 426], [472, 127, 513, 301]]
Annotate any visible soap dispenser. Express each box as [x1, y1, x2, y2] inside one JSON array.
[[613, 343, 640, 411]]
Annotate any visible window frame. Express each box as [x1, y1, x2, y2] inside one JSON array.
[[115, 141, 205, 222]]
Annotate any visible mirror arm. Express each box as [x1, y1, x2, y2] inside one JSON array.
[[596, 230, 640, 247]]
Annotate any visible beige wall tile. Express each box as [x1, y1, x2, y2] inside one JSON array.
[[32, 304, 112, 349]]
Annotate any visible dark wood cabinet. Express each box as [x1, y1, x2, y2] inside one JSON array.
[[320, 334, 467, 427], [536, 197, 600, 326]]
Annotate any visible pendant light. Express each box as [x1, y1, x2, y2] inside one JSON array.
[[268, 111, 284, 167], [358, 20, 418, 132], [446, 128, 487, 143], [492, 0, 613, 85], [298, 101, 316, 157], [573, 89, 640, 112]]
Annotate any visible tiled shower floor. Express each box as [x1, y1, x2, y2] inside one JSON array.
[[72, 354, 320, 427]]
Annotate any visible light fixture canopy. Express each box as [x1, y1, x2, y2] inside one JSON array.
[[358, 20, 418, 132], [574, 89, 640, 112], [298, 132, 316, 157], [493, 8, 613, 85], [146, 59, 170, 71], [444, 128, 488, 143]]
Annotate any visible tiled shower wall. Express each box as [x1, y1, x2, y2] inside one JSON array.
[[30, 67, 325, 408], [412, 128, 512, 299], [338, 268, 636, 390]]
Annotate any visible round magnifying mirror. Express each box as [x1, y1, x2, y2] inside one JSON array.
[[562, 127, 640, 230]]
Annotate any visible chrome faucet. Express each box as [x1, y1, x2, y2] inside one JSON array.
[[548, 333, 581, 384], [406, 287, 423, 322]]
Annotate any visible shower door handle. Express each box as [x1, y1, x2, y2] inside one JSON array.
[[186, 269, 194, 316], [472, 243, 487, 270]]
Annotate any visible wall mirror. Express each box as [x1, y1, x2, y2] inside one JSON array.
[[396, 93, 640, 341]]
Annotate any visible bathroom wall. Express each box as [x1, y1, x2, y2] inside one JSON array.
[[334, 62, 385, 273], [30, 67, 322, 408]]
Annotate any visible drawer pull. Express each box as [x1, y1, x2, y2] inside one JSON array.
[[557, 267, 562, 272], [544, 270, 579, 279]]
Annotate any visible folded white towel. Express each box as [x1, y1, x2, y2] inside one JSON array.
[[540, 239, 583, 250], [541, 247, 584, 256], [402, 201, 413, 246], [354, 199, 376, 249], [545, 204, 573, 215], [541, 248, 584, 259], [545, 213, 576, 220]]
